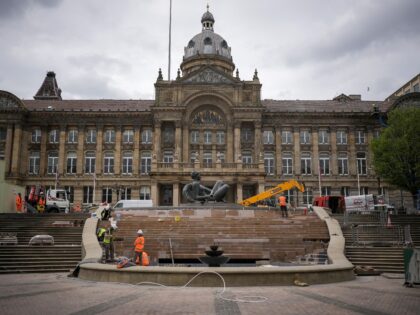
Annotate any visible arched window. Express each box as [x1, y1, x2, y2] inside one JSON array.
[[66, 151, 77, 174], [204, 37, 212, 45], [84, 151, 96, 174], [47, 151, 58, 174], [188, 40, 195, 48], [221, 40, 228, 49], [103, 151, 114, 174]]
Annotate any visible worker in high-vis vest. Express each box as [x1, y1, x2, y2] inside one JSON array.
[[15, 193, 23, 213], [37, 195, 46, 213], [134, 229, 145, 265], [103, 228, 114, 262], [97, 227, 107, 242], [278, 194, 288, 218]]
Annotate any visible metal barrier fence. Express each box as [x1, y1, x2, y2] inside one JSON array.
[[350, 224, 404, 246], [343, 210, 386, 226]]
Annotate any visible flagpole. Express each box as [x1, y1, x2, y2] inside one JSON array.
[[168, 0, 172, 80], [93, 173, 96, 205], [318, 159, 322, 196]]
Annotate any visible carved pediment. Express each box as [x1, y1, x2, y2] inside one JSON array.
[[183, 68, 234, 84]]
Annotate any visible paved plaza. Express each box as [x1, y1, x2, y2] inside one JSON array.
[[0, 273, 419, 315]]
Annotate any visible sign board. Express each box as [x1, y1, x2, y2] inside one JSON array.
[[345, 194, 375, 211]]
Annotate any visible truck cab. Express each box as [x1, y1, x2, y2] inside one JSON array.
[[46, 189, 70, 213]]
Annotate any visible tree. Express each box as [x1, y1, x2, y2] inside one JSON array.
[[371, 107, 420, 209]]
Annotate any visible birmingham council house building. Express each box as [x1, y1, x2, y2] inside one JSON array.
[[0, 9, 417, 210]]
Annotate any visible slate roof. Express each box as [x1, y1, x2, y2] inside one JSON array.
[[262, 99, 393, 113], [22, 99, 154, 112]]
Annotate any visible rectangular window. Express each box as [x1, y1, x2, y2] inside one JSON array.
[[122, 152, 133, 174], [338, 154, 348, 175], [67, 129, 78, 143], [190, 130, 199, 144], [83, 186, 93, 204], [319, 154, 330, 175], [203, 130, 212, 144], [141, 152, 151, 174], [141, 129, 153, 144], [103, 152, 114, 174], [64, 186, 74, 203], [264, 152, 275, 175], [216, 131, 225, 144], [29, 151, 40, 174], [282, 153, 293, 175], [303, 190, 313, 205], [84, 152, 96, 174], [31, 128, 41, 143], [163, 150, 173, 163], [263, 130, 274, 144], [341, 186, 350, 197], [49, 129, 59, 144], [0, 127, 7, 142], [66, 152, 77, 174], [140, 186, 151, 200], [47, 152, 58, 174], [203, 151, 212, 167], [357, 152, 367, 175], [282, 130, 292, 144], [336, 130, 347, 145], [123, 129, 134, 144], [321, 186, 331, 196], [301, 153, 312, 175], [86, 129, 97, 144], [102, 187, 112, 203], [356, 130, 365, 144], [300, 130, 311, 144], [121, 188, 131, 200], [241, 127, 253, 143], [318, 130, 329, 144], [242, 151, 253, 164], [104, 129, 115, 144]]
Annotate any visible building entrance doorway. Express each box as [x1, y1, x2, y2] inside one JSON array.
[[160, 185, 173, 206]]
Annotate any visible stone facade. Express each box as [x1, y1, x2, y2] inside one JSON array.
[[0, 9, 415, 209]]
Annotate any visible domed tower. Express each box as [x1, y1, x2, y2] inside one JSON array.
[[180, 6, 235, 76]]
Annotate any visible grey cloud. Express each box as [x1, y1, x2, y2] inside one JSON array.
[[0, 0, 62, 19]]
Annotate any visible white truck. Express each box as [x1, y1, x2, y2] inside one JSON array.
[[45, 189, 70, 213], [344, 194, 375, 212]]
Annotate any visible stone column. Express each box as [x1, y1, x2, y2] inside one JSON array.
[[312, 129, 319, 175], [182, 124, 189, 163], [20, 129, 29, 175], [10, 124, 22, 176], [153, 120, 161, 162], [4, 124, 13, 174], [95, 125, 103, 175], [58, 126, 66, 175], [275, 127, 282, 175], [39, 126, 47, 176], [173, 182, 179, 206], [293, 128, 301, 175], [330, 128, 338, 175], [234, 122, 241, 162], [254, 122, 262, 162], [367, 128, 374, 176], [133, 126, 140, 174], [175, 121, 182, 164], [236, 183, 243, 203], [151, 181, 158, 206], [226, 122, 233, 162], [114, 126, 121, 175], [76, 125, 85, 175]]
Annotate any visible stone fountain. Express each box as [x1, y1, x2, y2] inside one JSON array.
[[199, 244, 230, 267]]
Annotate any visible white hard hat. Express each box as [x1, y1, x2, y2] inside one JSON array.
[[137, 229, 143, 234]]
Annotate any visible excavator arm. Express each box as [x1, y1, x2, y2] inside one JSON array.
[[238, 180, 305, 206]]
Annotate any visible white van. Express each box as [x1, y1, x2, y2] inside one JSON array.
[[113, 199, 153, 210]]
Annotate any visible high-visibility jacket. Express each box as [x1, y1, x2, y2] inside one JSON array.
[[103, 233, 112, 245], [134, 236, 145, 252], [279, 196, 287, 206], [97, 228, 106, 241], [38, 197, 46, 206], [16, 195, 22, 212]]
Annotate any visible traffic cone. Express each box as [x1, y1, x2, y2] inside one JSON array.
[[386, 213, 392, 228]]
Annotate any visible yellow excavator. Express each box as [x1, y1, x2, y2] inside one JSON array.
[[238, 180, 305, 207]]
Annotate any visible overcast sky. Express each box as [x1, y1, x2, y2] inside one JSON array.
[[0, 0, 419, 101]]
